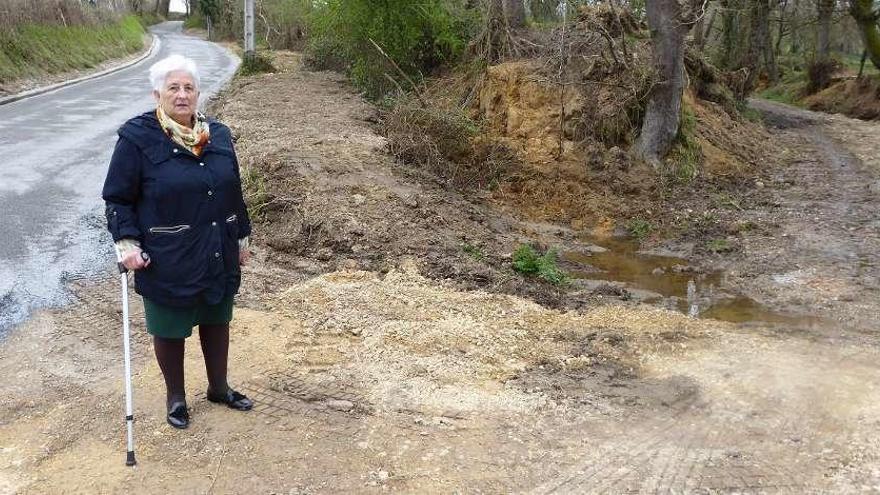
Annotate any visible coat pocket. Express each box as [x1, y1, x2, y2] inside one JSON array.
[[149, 224, 191, 235]]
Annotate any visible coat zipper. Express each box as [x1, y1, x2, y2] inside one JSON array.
[[149, 225, 191, 234]]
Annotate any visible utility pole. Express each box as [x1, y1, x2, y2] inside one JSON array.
[[243, 0, 255, 63]]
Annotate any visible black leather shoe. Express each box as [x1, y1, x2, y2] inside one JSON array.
[[206, 388, 253, 411], [167, 401, 190, 429]]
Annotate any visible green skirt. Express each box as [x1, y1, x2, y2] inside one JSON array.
[[142, 296, 234, 339]]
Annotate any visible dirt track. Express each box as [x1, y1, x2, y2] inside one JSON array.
[[1, 56, 880, 494]]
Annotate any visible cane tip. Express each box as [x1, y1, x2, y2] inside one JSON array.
[[126, 451, 137, 466]]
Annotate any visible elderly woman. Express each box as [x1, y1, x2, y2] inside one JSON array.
[[102, 54, 253, 429]]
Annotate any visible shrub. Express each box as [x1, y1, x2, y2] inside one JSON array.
[[238, 51, 276, 76], [512, 245, 568, 285], [806, 59, 839, 94], [306, 0, 477, 99]]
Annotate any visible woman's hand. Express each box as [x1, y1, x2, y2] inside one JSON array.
[[239, 248, 251, 266], [122, 248, 151, 271]]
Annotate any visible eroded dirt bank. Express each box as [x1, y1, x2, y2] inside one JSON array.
[[2, 54, 880, 493]]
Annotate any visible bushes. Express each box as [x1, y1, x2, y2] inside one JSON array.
[[307, 0, 477, 99], [0, 15, 145, 83]]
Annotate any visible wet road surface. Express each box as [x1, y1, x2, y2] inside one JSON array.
[[0, 22, 239, 334]]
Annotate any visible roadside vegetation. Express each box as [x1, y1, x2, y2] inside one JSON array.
[[0, 2, 146, 88]]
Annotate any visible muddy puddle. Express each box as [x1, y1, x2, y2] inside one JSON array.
[[564, 237, 824, 329]]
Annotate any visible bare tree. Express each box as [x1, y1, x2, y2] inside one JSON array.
[[816, 0, 834, 61], [633, 0, 702, 164]]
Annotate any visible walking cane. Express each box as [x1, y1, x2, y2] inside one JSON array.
[[116, 250, 149, 467]]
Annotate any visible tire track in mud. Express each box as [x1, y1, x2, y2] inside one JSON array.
[[533, 404, 819, 494], [61, 276, 153, 364], [736, 99, 880, 336]]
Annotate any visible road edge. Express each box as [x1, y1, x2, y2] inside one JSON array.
[[0, 34, 160, 107]]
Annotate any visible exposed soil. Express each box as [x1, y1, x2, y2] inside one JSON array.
[[2, 52, 880, 493], [803, 75, 880, 121]]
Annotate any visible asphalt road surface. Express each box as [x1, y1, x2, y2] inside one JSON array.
[[0, 22, 239, 335]]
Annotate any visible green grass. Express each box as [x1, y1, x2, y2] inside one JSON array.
[[0, 15, 145, 84], [512, 244, 568, 286], [664, 103, 702, 183], [627, 218, 653, 241], [136, 12, 164, 28], [461, 242, 485, 261], [758, 77, 803, 106], [840, 52, 880, 76], [240, 164, 271, 221], [183, 12, 205, 30], [759, 52, 880, 106], [707, 238, 734, 254]]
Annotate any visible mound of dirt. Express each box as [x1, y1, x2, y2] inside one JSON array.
[[210, 52, 602, 310], [262, 265, 711, 416], [803, 75, 880, 121], [397, 5, 778, 232], [471, 61, 773, 228]]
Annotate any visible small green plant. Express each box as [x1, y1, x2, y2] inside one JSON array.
[[740, 107, 763, 123], [693, 210, 719, 230], [627, 218, 653, 241], [512, 245, 568, 285], [461, 242, 485, 261], [240, 165, 270, 221], [734, 220, 757, 233], [707, 239, 733, 254], [712, 192, 743, 211]]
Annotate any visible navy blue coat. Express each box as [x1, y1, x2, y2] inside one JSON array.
[[102, 111, 252, 308]]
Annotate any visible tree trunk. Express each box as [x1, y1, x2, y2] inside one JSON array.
[[790, 0, 801, 53], [695, 4, 717, 50], [774, 0, 788, 54], [155, 0, 170, 17], [850, 0, 880, 70], [718, 0, 741, 68], [504, 0, 527, 27], [816, 0, 834, 61], [745, 0, 777, 88], [634, 0, 699, 163]]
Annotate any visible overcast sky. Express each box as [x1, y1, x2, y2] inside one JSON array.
[[170, 0, 187, 13]]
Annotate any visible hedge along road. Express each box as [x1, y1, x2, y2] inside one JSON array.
[[0, 21, 239, 336]]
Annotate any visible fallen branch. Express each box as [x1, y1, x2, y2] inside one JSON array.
[[369, 38, 428, 107]]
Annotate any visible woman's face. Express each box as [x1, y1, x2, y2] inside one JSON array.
[[153, 70, 199, 126]]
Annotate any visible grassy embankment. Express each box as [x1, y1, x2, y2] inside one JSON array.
[[0, 15, 145, 85]]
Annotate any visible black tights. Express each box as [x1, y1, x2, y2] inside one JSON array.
[[152, 324, 230, 407]]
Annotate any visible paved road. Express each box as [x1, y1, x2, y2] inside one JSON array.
[[0, 22, 239, 334]]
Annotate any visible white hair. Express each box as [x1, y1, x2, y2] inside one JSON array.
[[148, 54, 200, 91]]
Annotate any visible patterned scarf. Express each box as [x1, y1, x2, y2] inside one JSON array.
[[156, 105, 211, 157]]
